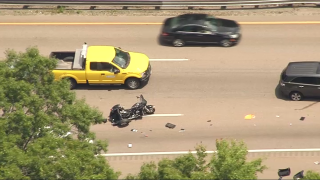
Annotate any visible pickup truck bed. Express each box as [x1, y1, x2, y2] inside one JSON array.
[[50, 49, 84, 70]]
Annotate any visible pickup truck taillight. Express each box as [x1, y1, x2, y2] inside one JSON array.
[[162, 33, 169, 36]]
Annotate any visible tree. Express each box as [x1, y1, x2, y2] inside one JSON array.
[[0, 47, 120, 179], [126, 139, 267, 180], [302, 170, 320, 179]]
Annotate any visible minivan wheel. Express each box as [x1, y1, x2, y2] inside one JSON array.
[[173, 39, 185, 47], [220, 39, 232, 47], [289, 91, 303, 101]]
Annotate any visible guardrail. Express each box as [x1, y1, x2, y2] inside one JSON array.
[[0, 0, 319, 10]]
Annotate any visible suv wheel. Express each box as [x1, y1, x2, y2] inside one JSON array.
[[173, 39, 185, 47], [290, 91, 303, 101], [220, 39, 232, 47]]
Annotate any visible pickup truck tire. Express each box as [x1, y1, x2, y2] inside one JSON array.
[[68, 78, 77, 90], [125, 78, 140, 90]]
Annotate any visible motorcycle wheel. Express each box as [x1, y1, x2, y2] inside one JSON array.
[[145, 107, 155, 114], [120, 119, 131, 126]]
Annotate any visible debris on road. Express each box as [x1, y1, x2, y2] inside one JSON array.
[[245, 114, 255, 120], [179, 129, 185, 132], [141, 132, 149, 137], [314, 161, 319, 165], [131, 129, 138, 132], [290, 123, 292, 126], [165, 123, 176, 129], [276, 115, 280, 118], [207, 120, 211, 122], [128, 143, 132, 148], [300, 117, 305, 121]]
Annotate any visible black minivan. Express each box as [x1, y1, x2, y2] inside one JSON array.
[[279, 61, 320, 101]]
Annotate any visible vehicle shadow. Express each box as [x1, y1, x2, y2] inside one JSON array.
[[157, 35, 239, 48], [74, 81, 149, 91], [275, 84, 320, 102]]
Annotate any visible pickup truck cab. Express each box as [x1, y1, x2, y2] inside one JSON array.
[[51, 43, 152, 90]]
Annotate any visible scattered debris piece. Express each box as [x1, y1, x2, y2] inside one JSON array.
[[276, 115, 280, 118], [207, 120, 211, 122], [131, 129, 138, 132], [128, 143, 132, 148], [290, 123, 292, 126], [314, 161, 319, 165], [150, 130, 152, 131], [245, 114, 255, 120], [210, 124, 212, 126], [300, 117, 305, 121], [179, 129, 185, 132], [165, 123, 176, 129]]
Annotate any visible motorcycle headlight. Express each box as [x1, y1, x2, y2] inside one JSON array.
[[229, 34, 239, 38]]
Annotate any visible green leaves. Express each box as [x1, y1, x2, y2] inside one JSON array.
[[302, 170, 320, 179], [0, 47, 120, 179], [127, 139, 267, 180]]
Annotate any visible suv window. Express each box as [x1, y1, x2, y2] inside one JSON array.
[[90, 62, 118, 72], [291, 77, 320, 85], [180, 25, 197, 32]]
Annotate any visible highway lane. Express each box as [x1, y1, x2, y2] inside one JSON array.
[[1, 17, 320, 155]]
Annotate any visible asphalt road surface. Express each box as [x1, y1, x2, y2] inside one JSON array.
[[1, 15, 320, 178]]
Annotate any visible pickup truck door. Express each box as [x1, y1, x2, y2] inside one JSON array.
[[99, 62, 126, 84], [86, 62, 101, 84]]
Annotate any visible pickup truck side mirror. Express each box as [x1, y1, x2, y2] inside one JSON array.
[[114, 69, 120, 74]]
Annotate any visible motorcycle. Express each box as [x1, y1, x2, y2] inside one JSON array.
[[108, 95, 155, 126], [277, 168, 304, 180]]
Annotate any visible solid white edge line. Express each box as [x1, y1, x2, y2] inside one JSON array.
[[144, 114, 183, 117], [149, 59, 189, 61], [100, 148, 320, 157]]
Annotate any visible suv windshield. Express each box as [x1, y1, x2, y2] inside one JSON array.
[[112, 48, 130, 69]]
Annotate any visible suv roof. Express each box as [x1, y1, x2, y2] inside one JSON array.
[[172, 13, 216, 28], [285, 61, 320, 77]]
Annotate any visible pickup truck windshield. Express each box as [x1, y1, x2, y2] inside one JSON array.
[[112, 48, 130, 69]]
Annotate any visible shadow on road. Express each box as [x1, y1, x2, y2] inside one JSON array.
[[157, 35, 240, 48], [74, 81, 149, 91]]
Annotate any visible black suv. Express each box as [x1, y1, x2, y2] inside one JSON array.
[[159, 13, 241, 47], [279, 61, 320, 101]]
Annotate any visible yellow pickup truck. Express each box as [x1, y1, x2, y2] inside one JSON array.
[[50, 43, 152, 90]]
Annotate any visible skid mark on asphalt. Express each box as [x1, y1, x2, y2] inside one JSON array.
[[295, 101, 319, 110]]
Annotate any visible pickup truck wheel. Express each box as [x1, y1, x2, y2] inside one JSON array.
[[125, 78, 140, 90], [68, 78, 77, 90]]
